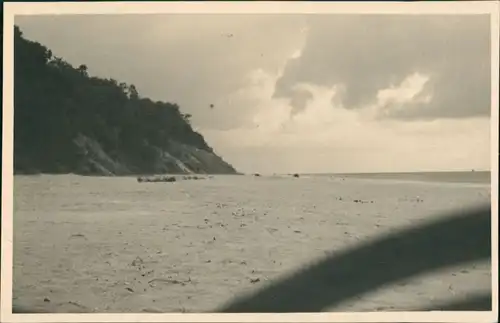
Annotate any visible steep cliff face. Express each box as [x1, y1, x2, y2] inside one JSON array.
[[72, 134, 237, 176], [149, 140, 238, 175], [13, 26, 238, 176]]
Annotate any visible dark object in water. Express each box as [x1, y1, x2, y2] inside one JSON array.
[[254, 173, 261, 177], [293, 173, 299, 178], [182, 175, 204, 180], [137, 176, 176, 183]]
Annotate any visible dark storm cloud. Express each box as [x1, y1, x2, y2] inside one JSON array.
[[274, 15, 491, 120]]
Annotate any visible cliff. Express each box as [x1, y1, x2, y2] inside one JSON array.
[[13, 26, 238, 176]]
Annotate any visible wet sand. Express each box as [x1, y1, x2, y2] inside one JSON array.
[[12, 173, 491, 313]]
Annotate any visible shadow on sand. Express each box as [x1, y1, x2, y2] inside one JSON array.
[[12, 206, 491, 314], [219, 205, 492, 312]]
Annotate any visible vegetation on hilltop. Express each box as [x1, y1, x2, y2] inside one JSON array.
[[14, 25, 237, 175]]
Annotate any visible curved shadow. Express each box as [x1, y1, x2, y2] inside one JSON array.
[[219, 206, 491, 312]]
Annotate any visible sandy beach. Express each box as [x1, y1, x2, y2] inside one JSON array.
[[12, 173, 491, 313]]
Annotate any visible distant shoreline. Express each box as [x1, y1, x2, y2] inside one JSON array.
[[242, 171, 491, 185], [13, 171, 245, 177], [13, 171, 491, 184], [330, 171, 491, 184], [332, 170, 491, 175]]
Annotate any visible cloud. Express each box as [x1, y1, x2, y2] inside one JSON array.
[[203, 68, 490, 174], [274, 15, 491, 120]]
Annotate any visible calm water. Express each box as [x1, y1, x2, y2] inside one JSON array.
[[316, 171, 491, 184]]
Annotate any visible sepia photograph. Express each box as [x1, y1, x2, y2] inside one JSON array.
[[1, 1, 498, 322]]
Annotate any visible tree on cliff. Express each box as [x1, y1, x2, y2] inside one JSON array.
[[13, 25, 218, 174]]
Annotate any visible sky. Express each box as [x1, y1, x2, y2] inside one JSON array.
[[15, 13, 492, 174]]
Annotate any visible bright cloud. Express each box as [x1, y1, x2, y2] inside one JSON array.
[[202, 68, 490, 174]]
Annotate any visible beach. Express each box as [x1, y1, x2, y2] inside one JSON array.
[[12, 172, 492, 313]]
